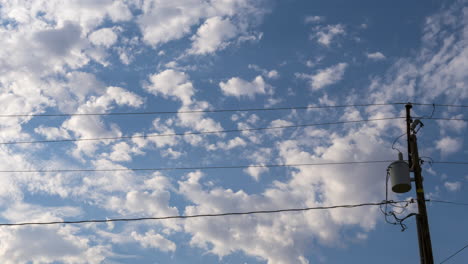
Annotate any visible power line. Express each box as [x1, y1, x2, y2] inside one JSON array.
[[419, 117, 468, 122], [431, 161, 468, 165], [428, 200, 468, 206], [6, 102, 468, 118], [0, 160, 396, 173], [3, 160, 466, 174], [0, 103, 404, 118], [0, 117, 403, 145], [0, 200, 411, 227], [440, 243, 468, 264], [413, 103, 468, 108]]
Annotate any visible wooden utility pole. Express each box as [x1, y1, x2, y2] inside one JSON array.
[[405, 103, 434, 264]]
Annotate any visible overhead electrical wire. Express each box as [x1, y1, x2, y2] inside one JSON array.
[[0, 160, 397, 173], [0, 117, 403, 145], [0, 103, 405, 118], [419, 117, 468, 122], [427, 199, 468, 206], [431, 161, 468, 166], [412, 103, 468, 108], [2, 102, 468, 118], [4, 102, 468, 118], [2, 160, 466, 174], [439, 243, 468, 264], [0, 200, 412, 227]]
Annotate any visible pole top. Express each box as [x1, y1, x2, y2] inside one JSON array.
[[406, 102, 413, 109]]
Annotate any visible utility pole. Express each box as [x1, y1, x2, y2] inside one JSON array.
[[405, 103, 434, 264]]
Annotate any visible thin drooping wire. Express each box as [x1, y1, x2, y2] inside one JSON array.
[[0, 117, 403, 145], [439, 243, 468, 264], [419, 103, 436, 119], [380, 167, 413, 231], [5, 102, 468, 118], [418, 117, 468, 122], [431, 161, 468, 165], [391, 133, 406, 154], [0, 200, 412, 227], [412, 103, 468, 108], [0, 160, 396, 173], [0, 103, 404, 118], [7, 159, 468, 174], [428, 200, 468, 206]]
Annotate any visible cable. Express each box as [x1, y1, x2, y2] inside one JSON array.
[[431, 161, 468, 165], [428, 200, 468, 206], [440, 243, 468, 264], [412, 103, 468, 108], [0, 160, 396, 173], [419, 117, 468, 122], [7, 102, 468, 118], [0, 200, 412, 227], [0, 117, 403, 145], [391, 133, 406, 154], [0, 103, 404, 118]]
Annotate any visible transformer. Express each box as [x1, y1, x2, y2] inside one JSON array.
[[389, 153, 411, 193]]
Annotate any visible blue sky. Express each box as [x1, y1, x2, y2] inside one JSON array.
[[0, 0, 467, 263]]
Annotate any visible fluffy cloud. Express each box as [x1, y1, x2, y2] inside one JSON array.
[[0, 227, 109, 264], [190, 16, 238, 54], [305, 15, 323, 24], [131, 230, 176, 252], [248, 64, 280, 79], [296, 63, 347, 90], [313, 24, 345, 46], [89, 28, 118, 47], [145, 69, 195, 105], [178, 123, 390, 263], [219, 75, 270, 98], [366, 52, 386, 60], [444, 181, 461, 192], [0, 202, 109, 263], [244, 166, 268, 181], [435, 136, 462, 156], [136, 0, 261, 47], [34, 22, 82, 57]]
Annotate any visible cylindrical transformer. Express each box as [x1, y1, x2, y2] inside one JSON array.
[[389, 158, 411, 193]]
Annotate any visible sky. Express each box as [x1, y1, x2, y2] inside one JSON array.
[[0, 0, 467, 263]]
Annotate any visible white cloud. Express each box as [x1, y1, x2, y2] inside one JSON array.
[[267, 119, 294, 137], [161, 147, 184, 159], [219, 75, 270, 98], [367, 0, 468, 103], [296, 63, 348, 90], [190, 16, 238, 54], [248, 64, 280, 79], [107, 142, 143, 162], [314, 24, 345, 46], [131, 230, 176, 252], [366, 52, 386, 60], [444, 181, 461, 192], [0, 202, 109, 263], [244, 166, 268, 181], [0, 226, 110, 264], [34, 126, 71, 140], [209, 136, 247, 150], [60, 86, 143, 157], [136, 0, 261, 47], [435, 136, 462, 156], [89, 28, 118, 47], [177, 123, 390, 264], [107, 190, 178, 217], [305, 16, 323, 24], [145, 69, 194, 106], [34, 22, 82, 57]]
